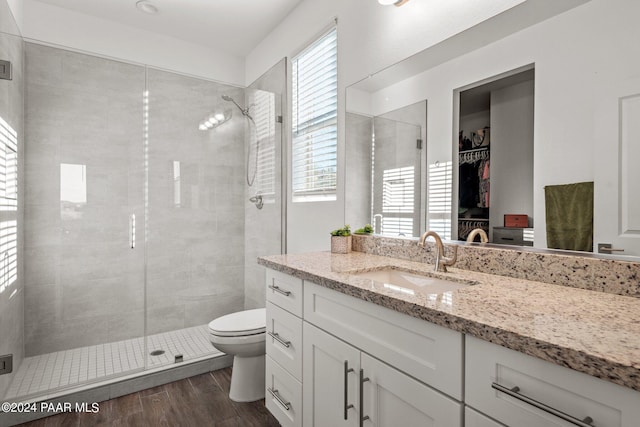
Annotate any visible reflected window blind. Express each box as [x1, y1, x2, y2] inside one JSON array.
[[0, 115, 17, 295], [382, 166, 414, 236], [292, 27, 337, 201], [251, 89, 276, 199], [427, 161, 452, 240]]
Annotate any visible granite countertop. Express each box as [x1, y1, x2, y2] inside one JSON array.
[[258, 251, 640, 392]]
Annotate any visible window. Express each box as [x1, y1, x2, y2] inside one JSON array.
[[292, 27, 337, 201], [427, 161, 452, 240]]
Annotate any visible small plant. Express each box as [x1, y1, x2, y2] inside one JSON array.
[[330, 224, 351, 236], [354, 224, 374, 234]]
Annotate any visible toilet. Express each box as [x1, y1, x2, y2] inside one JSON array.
[[208, 308, 266, 402]]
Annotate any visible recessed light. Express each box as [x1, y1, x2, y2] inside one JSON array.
[[136, 1, 158, 15]]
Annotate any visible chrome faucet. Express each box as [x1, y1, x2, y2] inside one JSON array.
[[418, 230, 458, 272], [466, 228, 489, 243]]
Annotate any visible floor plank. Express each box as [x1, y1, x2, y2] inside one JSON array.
[[15, 368, 279, 427]]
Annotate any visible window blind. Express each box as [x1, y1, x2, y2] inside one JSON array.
[[382, 166, 415, 236], [292, 27, 337, 201], [427, 161, 452, 240], [0, 115, 17, 295]]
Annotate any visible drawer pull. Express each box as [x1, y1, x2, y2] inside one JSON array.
[[268, 387, 291, 411], [491, 382, 594, 427], [269, 282, 292, 296], [359, 369, 370, 426], [344, 361, 355, 420], [268, 331, 291, 348]]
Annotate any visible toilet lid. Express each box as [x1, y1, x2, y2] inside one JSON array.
[[208, 308, 266, 337]]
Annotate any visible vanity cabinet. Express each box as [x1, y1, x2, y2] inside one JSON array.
[[465, 336, 640, 427], [302, 322, 461, 426], [303, 281, 464, 400], [302, 280, 463, 426], [265, 270, 304, 427]]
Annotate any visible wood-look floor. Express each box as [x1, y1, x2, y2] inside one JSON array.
[[16, 367, 280, 427]]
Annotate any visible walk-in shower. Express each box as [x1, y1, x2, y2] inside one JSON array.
[[0, 13, 285, 418]]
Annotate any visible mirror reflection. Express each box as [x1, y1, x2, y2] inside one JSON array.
[[345, 0, 640, 258], [346, 102, 425, 237]]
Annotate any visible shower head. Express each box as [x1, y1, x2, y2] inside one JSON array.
[[221, 94, 254, 123]]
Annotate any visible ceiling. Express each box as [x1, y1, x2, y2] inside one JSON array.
[[31, 0, 304, 56]]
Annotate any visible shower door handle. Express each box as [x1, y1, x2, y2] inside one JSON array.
[[129, 214, 136, 249]]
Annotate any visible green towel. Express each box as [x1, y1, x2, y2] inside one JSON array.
[[544, 182, 593, 252]]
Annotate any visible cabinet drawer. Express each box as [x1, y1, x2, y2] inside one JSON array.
[[492, 227, 524, 245], [465, 335, 640, 427], [304, 281, 463, 400], [266, 269, 303, 317], [266, 302, 302, 381], [266, 356, 302, 427]]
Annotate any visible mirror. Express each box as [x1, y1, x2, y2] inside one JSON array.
[[345, 0, 640, 258]]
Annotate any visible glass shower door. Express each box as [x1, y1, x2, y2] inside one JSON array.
[[17, 44, 147, 399], [144, 69, 247, 368], [372, 117, 422, 237]]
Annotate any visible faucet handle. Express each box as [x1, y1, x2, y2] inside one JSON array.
[[441, 245, 458, 269]]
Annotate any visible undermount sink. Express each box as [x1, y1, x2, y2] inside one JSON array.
[[352, 269, 471, 294]]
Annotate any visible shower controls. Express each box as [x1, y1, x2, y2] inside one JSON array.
[[250, 195, 263, 209], [0, 354, 12, 375]]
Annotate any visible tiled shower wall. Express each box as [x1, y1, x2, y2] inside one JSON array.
[[145, 69, 245, 332], [23, 43, 245, 356], [0, 0, 24, 398]]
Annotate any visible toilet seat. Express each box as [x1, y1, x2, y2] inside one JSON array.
[[208, 308, 265, 337]]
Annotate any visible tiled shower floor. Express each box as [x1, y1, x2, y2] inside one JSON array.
[[4, 324, 220, 400]]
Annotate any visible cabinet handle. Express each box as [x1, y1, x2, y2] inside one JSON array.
[[359, 369, 370, 426], [491, 382, 594, 427], [344, 361, 354, 420], [269, 281, 291, 296], [267, 387, 291, 411], [268, 331, 291, 348]]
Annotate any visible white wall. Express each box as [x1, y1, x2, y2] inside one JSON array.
[[6, 0, 22, 33], [490, 80, 534, 230], [22, 0, 245, 85]]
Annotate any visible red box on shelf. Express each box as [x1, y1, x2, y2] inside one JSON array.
[[504, 214, 528, 228]]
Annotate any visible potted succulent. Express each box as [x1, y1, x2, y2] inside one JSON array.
[[330, 224, 352, 254], [354, 224, 374, 234]]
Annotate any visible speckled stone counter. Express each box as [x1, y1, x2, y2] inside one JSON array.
[[258, 251, 640, 392]]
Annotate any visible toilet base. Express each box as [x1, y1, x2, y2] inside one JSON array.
[[229, 354, 265, 402]]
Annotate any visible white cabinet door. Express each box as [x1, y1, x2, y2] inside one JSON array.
[[303, 322, 360, 427], [465, 407, 505, 427], [360, 353, 462, 427]]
